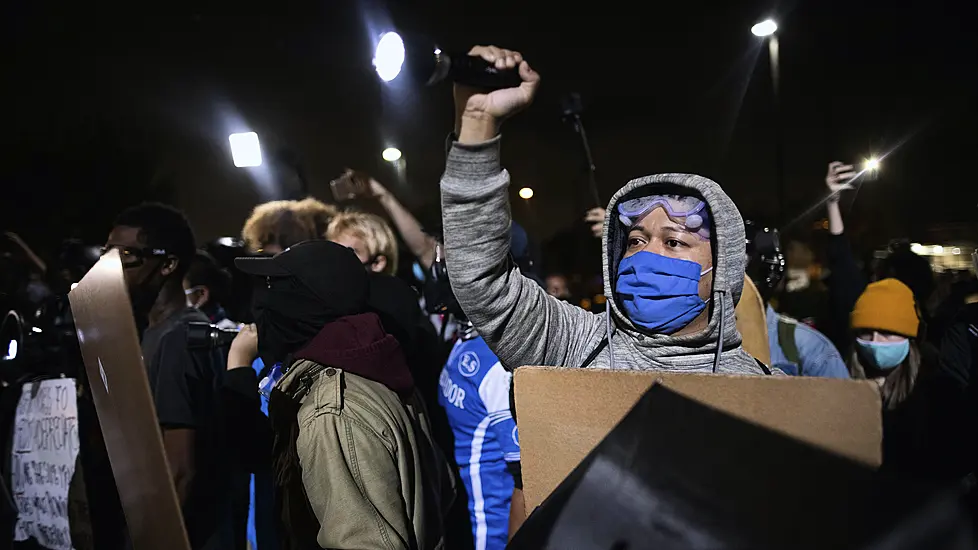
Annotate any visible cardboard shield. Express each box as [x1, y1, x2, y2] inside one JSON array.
[[514, 367, 882, 513], [68, 250, 190, 550], [735, 275, 770, 365], [509, 384, 968, 550]]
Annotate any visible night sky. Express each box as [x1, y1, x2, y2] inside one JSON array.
[[4, 0, 976, 274]]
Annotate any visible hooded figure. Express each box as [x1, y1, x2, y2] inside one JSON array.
[[234, 240, 455, 550], [440, 138, 771, 375]]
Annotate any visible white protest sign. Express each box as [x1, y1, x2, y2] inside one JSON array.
[[12, 378, 79, 550]]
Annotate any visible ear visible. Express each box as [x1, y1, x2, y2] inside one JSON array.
[[198, 286, 211, 306], [161, 256, 179, 277], [371, 255, 388, 274]]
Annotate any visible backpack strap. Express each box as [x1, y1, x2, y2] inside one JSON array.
[[778, 318, 801, 374]]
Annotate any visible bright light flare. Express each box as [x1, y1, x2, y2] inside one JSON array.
[[751, 19, 778, 37], [373, 32, 405, 82], [229, 132, 262, 167], [382, 147, 402, 162], [863, 157, 881, 172], [518, 187, 534, 200], [910, 243, 925, 254]]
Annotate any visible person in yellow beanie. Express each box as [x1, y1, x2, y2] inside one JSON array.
[[848, 278, 922, 408], [848, 278, 978, 486]]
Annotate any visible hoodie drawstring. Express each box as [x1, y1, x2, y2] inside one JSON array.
[[712, 289, 726, 373], [606, 310, 616, 370]]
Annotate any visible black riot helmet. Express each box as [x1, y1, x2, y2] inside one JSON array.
[[745, 221, 786, 302]]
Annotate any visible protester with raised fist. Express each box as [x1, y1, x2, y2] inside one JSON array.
[[440, 47, 775, 537], [441, 45, 770, 376]]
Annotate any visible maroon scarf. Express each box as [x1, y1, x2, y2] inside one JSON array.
[[292, 312, 414, 398]]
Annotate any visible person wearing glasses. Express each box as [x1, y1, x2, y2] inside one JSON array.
[[103, 202, 234, 549]]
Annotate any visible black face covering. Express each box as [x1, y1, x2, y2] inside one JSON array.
[[252, 275, 367, 367], [128, 264, 165, 317]]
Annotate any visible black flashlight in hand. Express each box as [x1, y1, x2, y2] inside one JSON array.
[[373, 32, 522, 90]]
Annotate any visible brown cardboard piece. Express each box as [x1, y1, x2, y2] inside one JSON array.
[[735, 275, 770, 365], [68, 250, 190, 550], [514, 367, 882, 512]]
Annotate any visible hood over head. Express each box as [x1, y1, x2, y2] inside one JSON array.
[[602, 173, 747, 361]]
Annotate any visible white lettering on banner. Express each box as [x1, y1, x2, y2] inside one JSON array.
[[12, 378, 79, 550], [439, 370, 466, 409]]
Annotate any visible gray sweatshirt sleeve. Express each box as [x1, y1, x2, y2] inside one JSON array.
[[440, 136, 605, 370]]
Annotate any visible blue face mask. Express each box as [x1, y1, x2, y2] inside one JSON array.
[[616, 251, 712, 335], [855, 338, 909, 370]]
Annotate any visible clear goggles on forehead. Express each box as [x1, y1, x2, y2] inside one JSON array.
[[617, 195, 711, 240]]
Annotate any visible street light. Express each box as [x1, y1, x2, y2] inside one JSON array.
[[518, 187, 534, 200], [751, 19, 778, 37], [229, 132, 262, 167], [382, 147, 402, 162], [752, 18, 783, 224]]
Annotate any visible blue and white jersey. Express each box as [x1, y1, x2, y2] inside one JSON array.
[[248, 358, 277, 550], [439, 336, 520, 550]]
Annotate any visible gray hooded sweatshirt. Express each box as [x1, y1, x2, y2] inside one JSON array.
[[440, 136, 769, 375]]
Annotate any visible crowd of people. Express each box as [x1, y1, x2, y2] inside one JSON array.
[[1, 45, 976, 549]]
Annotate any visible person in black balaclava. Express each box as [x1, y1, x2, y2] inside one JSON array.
[[225, 240, 454, 550]]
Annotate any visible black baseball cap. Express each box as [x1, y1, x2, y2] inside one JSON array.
[[234, 239, 369, 307]]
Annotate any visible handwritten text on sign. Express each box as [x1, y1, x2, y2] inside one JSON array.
[[12, 378, 79, 550]]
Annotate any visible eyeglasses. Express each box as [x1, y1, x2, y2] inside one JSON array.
[[99, 245, 168, 267]]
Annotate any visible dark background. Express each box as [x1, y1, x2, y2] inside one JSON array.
[[3, 0, 976, 275]]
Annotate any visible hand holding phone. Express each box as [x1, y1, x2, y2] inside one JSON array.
[[329, 170, 371, 202], [825, 162, 855, 203]]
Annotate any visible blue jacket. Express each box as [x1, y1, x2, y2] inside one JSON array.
[[766, 305, 849, 378]]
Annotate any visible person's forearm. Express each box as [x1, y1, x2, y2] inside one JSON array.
[[173, 467, 194, 506], [827, 200, 844, 236], [12, 238, 47, 274], [377, 192, 438, 268], [162, 429, 196, 507], [509, 488, 526, 539], [458, 113, 498, 144], [222, 368, 272, 470], [440, 137, 602, 370]]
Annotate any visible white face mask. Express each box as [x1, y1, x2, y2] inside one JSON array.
[[785, 268, 810, 292]]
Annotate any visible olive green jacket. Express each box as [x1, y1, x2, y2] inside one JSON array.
[[279, 360, 455, 549]]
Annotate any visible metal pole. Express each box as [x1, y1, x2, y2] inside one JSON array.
[[769, 36, 786, 226], [572, 115, 603, 208]]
